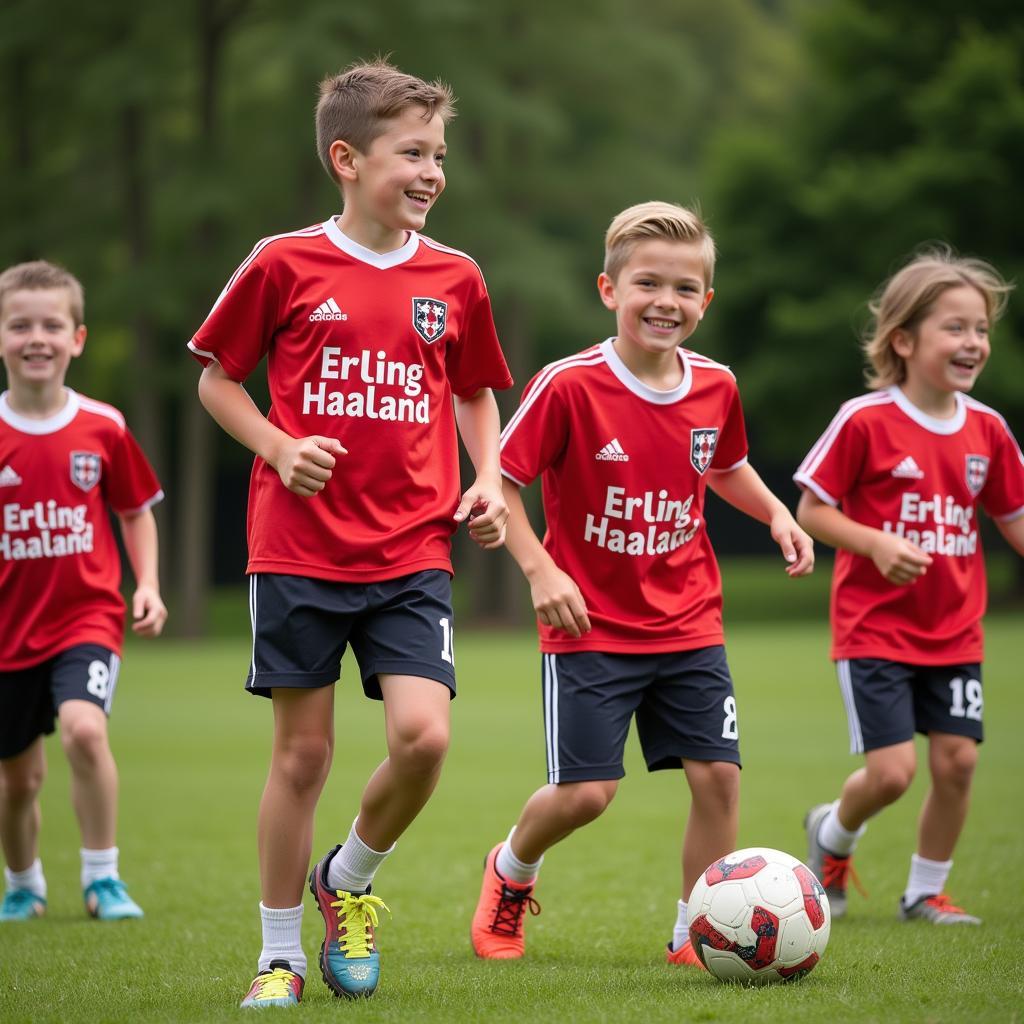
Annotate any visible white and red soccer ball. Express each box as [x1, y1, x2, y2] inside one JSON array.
[[688, 847, 830, 984]]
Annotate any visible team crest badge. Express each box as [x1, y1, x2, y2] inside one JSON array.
[[690, 428, 719, 474], [70, 451, 102, 492], [965, 454, 989, 496], [412, 297, 448, 344]]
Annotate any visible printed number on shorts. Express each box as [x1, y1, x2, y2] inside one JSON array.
[[87, 660, 110, 700], [948, 677, 982, 721], [439, 617, 455, 666], [722, 695, 738, 740]]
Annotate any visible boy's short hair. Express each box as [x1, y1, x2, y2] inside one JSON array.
[[316, 58, 456, 182], [863, 245, 1013, 389], [0, 260, 84, 325], [604, 201, 717, 286]]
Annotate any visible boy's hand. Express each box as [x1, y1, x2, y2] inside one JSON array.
[[131, 584, 168, 637], [528, 563, 591, 638], [274, 436, 347, 497], [770, 510, 815, 577], [454, 479, 509, 549], [868, 531, 933, 585]]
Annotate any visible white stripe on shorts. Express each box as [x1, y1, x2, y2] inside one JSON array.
[[248, 575, 258, 688], [104, 652, 121, 715], [836, 659, 864, 754], [543, 654, 561, 783]]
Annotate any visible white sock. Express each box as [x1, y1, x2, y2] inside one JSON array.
[[326, 819, 394, 893], [5, 858, 46, 899], [81, 847, 119, 888], [818, 802, 866, 856], [903, 854, 952, 907], [671, 899, 689, 951], [257, 902, 307, 977], [497, 827, 542, 885]]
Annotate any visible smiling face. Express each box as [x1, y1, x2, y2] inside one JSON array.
[[0, 287, 86, 401], [598, 238, 714, 367], [893, 284, 990, 413], [333, 104, 447, 252]]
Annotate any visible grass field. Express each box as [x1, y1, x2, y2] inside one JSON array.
[[2, 611, 1023, 1022]]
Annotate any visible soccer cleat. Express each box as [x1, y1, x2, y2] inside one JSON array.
[[309, 846, 390, 999], [665, 938, 706, 969], [240, 960, 304, 1008], [0, 889, 46, 921], [84, 877, 144, 920], [470, 843, 541, 959], [899, 893, 981, 925], [804, 803, 853, 918]]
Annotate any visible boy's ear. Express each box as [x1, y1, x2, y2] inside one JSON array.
[[329, 139, 360, 182], [891, 328, 914, 359], [699, 288, 715, 319], [71, 324, 87, 357], [597, 272, 618, 310]]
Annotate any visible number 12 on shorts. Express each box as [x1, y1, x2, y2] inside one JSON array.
[[948, 676, 982, 721], [440, 617, 454, 666]]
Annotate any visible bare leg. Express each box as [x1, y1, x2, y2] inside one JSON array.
[[917, 733, 977, 861], [509, 780, 619, 864], [681, 760, 739, 899], [0, 739, 46, 872], [354, 676, 450, 852], [836, 740, 916, 831], [258, 686, 334, 907], [58, 701, 118, 849]]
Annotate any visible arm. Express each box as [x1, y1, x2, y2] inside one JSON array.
[[502, 477, 591, 637], [995, 514, 1024, 557], [795, 488, 932, 585], [708, 463, 814, 576], [452, 388, 508, 549], [197, 361, 345, 497], [116, 507, 167, 637]]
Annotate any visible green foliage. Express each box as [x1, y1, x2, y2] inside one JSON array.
[[2, 620, 1023, 1021]]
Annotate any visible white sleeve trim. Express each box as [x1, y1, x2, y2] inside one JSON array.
[[793, 472, 839, 507], [995, 504, 1024, 523], [710, 456, 748, 474], [118, 489, 165, 516], [500, 468, 529, 488]]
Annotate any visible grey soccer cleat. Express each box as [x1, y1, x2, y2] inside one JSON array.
[[804, 802, 853, 919], [899, 893, 981, 925]]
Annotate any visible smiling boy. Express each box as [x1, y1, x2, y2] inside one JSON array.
[[471, 202, 814, 966], [188, 59, 512, 1006]]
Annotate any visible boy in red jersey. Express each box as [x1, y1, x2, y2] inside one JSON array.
[[795, 248, 1024, 925], [0, 261, 166, 924], [189, 59, 512, 1007], [470, 202, 814, 966]]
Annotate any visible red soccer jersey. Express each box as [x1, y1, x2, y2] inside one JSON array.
[[501, 339, 749, 653], [794, 386, 1024, 664], [0, 390, 163, 669], [188, 220, 512, 582]]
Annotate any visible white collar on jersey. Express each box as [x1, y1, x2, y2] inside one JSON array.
[[0, 388, 81, 434], [322, 218, 420, 269], [887, 385, 966, 435], [600, 338, 693, 405]]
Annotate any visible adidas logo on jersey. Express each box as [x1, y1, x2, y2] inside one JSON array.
[[595, 439, 629, 462], [0, 464, 23, 487], [891, 456, 925, 479], [309, 298, 348, 322]]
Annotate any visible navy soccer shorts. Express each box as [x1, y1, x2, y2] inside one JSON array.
[[836, 658, 984, 754], [245, 569, 457, 700], [539, 645, 741, 783], [0, 644, 120, 759]]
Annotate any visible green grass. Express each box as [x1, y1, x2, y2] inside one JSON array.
[[2, 617, 1023, 1022]]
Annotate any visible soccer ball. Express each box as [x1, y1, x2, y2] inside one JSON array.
[[687, 847, 830, 984]]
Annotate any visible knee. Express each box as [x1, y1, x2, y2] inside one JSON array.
[[688, 761, 740, 814], [0, 764, 45, 805], [275, 734, 332, 793], [562, 780, 617, 826], [870, 765, 915, 805], [934, 742, 977, 791], [391, 721, 449, 775], [61, 716, 109, 767]]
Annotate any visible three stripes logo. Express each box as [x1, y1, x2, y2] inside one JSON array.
[[595, 438, 629, 462], [309, 297, 348, 322], [0, 464, 22, 487], [891, 456, 924, 480]]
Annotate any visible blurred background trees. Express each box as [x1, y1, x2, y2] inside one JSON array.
[[1, 0, 1020, 632]]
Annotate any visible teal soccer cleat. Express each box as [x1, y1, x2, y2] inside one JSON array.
[[0, 889, 46, 921], [84, 877, 144, 920]]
